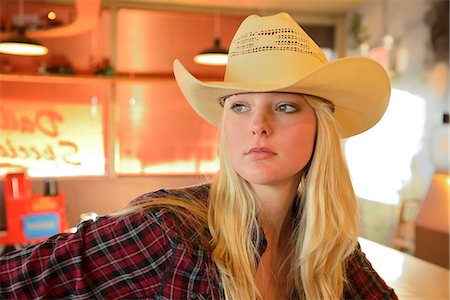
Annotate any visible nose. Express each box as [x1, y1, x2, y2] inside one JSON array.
[[251, 111, 271, 136], [252, 127, 268, 136]]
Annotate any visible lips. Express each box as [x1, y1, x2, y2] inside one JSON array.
[[245, 147, 276, 159]]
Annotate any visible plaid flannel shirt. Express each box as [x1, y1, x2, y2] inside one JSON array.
[[0, 184, 397, 299]]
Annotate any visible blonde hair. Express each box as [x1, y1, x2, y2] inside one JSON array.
[[118, 94, 359, 299], [208, 129, 261, 299], [291, 95, 359, 299], [208, 94, 359, 299]]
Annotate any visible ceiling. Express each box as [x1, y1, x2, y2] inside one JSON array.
[[24, 0, 371, 15], [104, 0, 371, 14], [0, 0, 372, 43], [125, 0, 369, 13]]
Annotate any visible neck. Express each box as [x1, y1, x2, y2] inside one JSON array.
[[251, 180, 299, 248], [253, 181, 298, 300]]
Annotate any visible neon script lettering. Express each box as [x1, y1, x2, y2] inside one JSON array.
[[0, 138, 81, 166], [0, 107, 63, 138]]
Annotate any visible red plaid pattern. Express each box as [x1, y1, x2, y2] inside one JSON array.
[[1, 185, 397, 299]]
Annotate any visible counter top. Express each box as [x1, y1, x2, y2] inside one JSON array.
[[359, 238, 449, 300]]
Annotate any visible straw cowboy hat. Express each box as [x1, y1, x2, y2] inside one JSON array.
[[173, 12, 390, 138]]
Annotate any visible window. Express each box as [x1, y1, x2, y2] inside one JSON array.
[[0, 80, 109, 177], [115, 80, 219, 175]]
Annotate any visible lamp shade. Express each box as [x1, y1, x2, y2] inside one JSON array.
[[416, 173, 450, 232], [415, 172, 450, 268], [0, 28, 48, 56], [194, 38, 228, 66]]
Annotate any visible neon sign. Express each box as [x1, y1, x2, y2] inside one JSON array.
[[0, 102, 104, 177]]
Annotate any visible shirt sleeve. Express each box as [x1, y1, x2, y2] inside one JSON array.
[[344, 243, 398, 300], [0, 209, 176, 299]]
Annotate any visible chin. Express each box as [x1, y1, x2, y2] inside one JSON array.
[[240, 173, 295, 187], [237, 166, 304, 187]]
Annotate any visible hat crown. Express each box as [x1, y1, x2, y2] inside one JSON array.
[[225, 13, 328, 86], [173, 12, 390, 137]]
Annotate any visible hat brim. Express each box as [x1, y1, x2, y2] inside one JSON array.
[[173, 56, 390, 138]]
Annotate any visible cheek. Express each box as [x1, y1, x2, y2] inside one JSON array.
[[301, 112, 317, 148], [287, 123, 317, 162], [223, 116, 243, 159]]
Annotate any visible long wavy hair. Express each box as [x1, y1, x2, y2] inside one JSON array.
[[208, 94, 359, 299], [119, 94, 360, 299]]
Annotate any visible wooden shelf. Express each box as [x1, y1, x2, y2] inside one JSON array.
[[0, 72, 222, 84], [0, 72, 178, 84]]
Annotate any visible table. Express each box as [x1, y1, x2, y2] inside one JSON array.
[[359, 238, 449, 300]]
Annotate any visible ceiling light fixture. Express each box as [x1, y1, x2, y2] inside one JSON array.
[[0, 27, 48, 56], [0, 0, 48, 56], [194, 9, 228, 66], [194, 38, 228, 65]]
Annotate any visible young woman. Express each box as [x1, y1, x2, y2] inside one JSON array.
[[1, 13, 397, 299]]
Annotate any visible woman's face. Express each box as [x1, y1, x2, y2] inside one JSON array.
[[223, 92, 317, 188]]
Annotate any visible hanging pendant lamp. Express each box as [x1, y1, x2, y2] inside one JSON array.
[[194, 38, 228, 65], [0, 27, 48, 56], [0, 0, 48, 56], [194, 10, 228, 66]]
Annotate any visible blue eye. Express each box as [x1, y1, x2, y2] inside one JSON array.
[[230, 103, 249, 113], [276, 103, 297, 113]]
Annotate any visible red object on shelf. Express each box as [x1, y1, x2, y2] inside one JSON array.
[[0, 171, 68, 245], [4, 171, 32, 201]]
